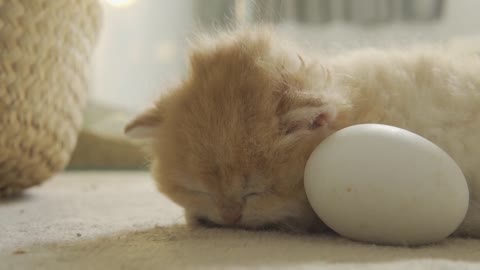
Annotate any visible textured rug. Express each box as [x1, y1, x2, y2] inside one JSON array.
[[1, 172, 480, 270]]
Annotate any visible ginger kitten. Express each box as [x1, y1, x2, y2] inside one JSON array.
[[125, 28, 480, 237]]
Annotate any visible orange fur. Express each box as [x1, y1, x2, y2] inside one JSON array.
[[126, 28, 480, 237], [126, 28, 337, 232]]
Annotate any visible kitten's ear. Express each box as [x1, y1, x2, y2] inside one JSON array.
[[275, 54, 339, 135], [124, 106, 163, 139], [280, 104, 337, 135]]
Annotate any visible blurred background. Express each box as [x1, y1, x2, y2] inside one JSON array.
[[68, 0, 480, 170]]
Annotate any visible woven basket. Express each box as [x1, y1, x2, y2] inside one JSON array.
[[0, 0, 102, 197]]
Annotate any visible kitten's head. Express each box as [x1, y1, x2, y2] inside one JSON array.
[[125, 29, 341, 233]]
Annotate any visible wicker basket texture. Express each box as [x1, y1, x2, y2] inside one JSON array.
[[0, 0, 102, 196]]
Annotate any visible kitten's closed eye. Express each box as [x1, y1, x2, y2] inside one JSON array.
[[243, 192, 260, 198], [186, 187, 269, 200], [243, 187, 273, 199]]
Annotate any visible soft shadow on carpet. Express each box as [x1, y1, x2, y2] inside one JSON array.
[[1, 172, 480, 270]]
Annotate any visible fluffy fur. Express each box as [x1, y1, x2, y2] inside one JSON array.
[[125, 28, 480, 237]]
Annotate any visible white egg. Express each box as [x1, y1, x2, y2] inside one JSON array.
[[304, 124, 469, 245]]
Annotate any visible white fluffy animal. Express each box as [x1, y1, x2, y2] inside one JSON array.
[[126, 28, 480, 237], [323, 38, 480, 237]]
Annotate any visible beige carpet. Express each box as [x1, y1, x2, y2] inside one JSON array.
[[1, 172, 480, 270]]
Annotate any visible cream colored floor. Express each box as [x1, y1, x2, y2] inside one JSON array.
[[1, 172, 480, 270]]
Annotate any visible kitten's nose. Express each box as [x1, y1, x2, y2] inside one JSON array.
[[221, 212, 242, 225]]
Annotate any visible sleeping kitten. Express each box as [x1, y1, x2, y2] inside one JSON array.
[[125, 28, 480, 237]]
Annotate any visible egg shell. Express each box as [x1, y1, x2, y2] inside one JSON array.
[[304, 124, 469, 245]]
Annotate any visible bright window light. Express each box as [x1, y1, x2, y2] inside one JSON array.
[[103, 0, 137, 8]]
